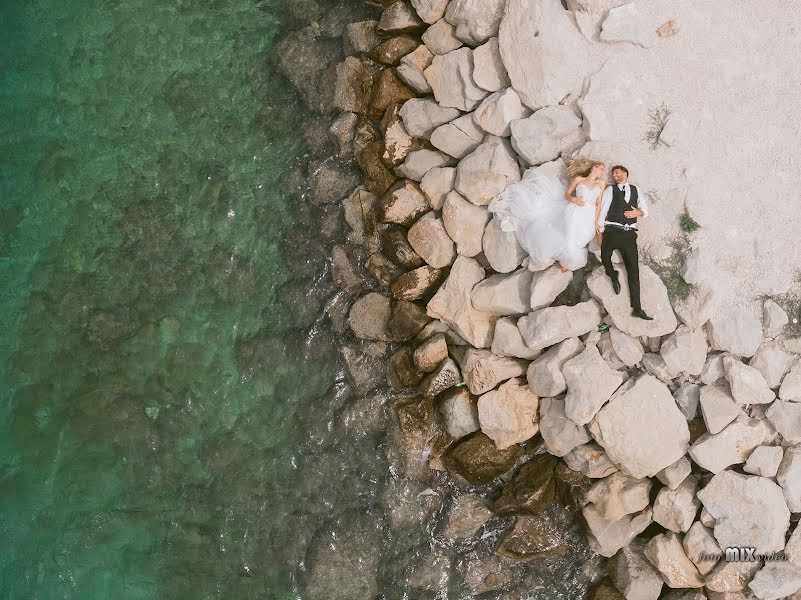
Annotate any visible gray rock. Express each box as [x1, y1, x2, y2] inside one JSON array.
[[471, 269, 532, 316], [407, 211, 455, 269], [780, 360, 801, 401], [563, 345, 626, 425], [477, 377, 539, 449], [472, 37, 509, 92], [700, 384, 742, 435], [750, 342, 795, 389], [608, 538, 664, 600], [473, 87, 531, 137], [397, 44, 435, 94], [689, 415, 771, 474], [777, 446, 801, 513], [539, 395, 591, 457], [585, 471, 652, 521], [529, 265, 573, 310], [442, 190, 490, 257], [764, 298, 789, 338], [400, 98, 462, 139], [707, 306, 764, 358], [584, 504, 654, 558], [438, 387, 480, 438], [430, 113, 485, 159], [674, 383, 701, 420], [518, 300, 602, 353], [419, 357, 461, 397], [744, 445, 783, 478], [424, 47, 489, 111], [491, 317, 541, 360], [454, 135, 521, 205], [420, 166, 456, 210], [395, 149, 456, 182], [343, 20, 381, 55], [329, 112, 358, 160], [526, 337, 585, 397], [653, 474, 701, 533], [564, 442, 619, 479], [442, 493, 493, 542], [660, 325, 708, 376], [673, 285, 720, 329], [510, 105, 583, 166], [657, 456, 692, 490], [683, 521, 721, 577], [444, 0, 507, 45], [643, 532, 704, 588], [748, 562, 801, 600], [610, 326, 645, 368], [422, 18, 463, 55], [724, 356, 776, 405], [349, 292, 392, 341], [483, 216, 526, 273]]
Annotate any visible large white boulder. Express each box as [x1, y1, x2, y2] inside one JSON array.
[[526, 337, 584, 397], [673, 285, 719, 329], [743, 445, 783, 478], [723, 356, 776, 405], [477, 377, 539, 449], [424, 47, 489, 111], [538, 395, 591, 457], [491, 317, 541, 360], [482, 216, 526, 273], [422, 18, 463, 55], [608, 538, 665, 600], [472, 87, 531, 137], [471, 269, 532, 316], [766, 401, 801, 443], [660, 325, 708, 376], [395, 149, 455, 181], [442, 190, 490, 257], [454, 135, 521, 205], [444, 0, 507, 46], [585, 471, 652, 521], [688, 415, 771, 474], [609, 326, 645, 368], [472, 37, 509, 92], [562, 345, 626, 425], [420, 166, 456, 210], [430, 113, 485, 159], [438, 387, 480, 439], [518, 300, 601, 353], [683, 522, 721, 577], [643, 532, 704, 588], [699, 384, 742, 435], [460, 347, 527, 395], [400, 98, 462, 139], [706, 306, 763, 358], [748, 562, 801, 600], [588, 374, 690, 479], [750, 341, 795, 389], [652, 474, 701, 534], [407, 211, 455, 268], [529, 265, 573, 310], [763, 298, 789, 338], [510, 105, 583, 166]]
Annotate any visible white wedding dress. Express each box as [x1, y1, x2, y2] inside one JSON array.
[[488, 169, 600, 271]]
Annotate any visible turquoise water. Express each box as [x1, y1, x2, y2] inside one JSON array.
[[0, 0, 340, 597]]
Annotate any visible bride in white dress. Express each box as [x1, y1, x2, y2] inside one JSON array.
[[487, 157, 607, 272]]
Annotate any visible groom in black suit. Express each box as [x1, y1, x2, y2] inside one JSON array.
[[596, 165, 653, 320]]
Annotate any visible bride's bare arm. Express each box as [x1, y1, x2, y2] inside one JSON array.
[[564, 177, 583, 205], [595, 186, 606, 234]]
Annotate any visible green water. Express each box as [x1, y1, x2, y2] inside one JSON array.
[[0, 0, 339, 597]]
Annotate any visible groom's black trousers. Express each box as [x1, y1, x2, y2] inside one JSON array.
[[601, 227, 642, 311]]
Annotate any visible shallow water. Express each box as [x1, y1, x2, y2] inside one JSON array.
[[0, 0, 340, 597]]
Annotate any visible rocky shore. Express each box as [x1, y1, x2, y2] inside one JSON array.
[[277, 1, 801, 598]]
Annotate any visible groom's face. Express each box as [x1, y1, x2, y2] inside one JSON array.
[[612, 169, 628, 183]]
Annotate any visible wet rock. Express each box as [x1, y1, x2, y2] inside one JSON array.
[[491, 317, 541, 360], [400, 97, 462, 139], [422, 18, 463, 55], [389, 345, 424, 390], [689, 415, 771, 474], [744, 445, 783, 477], [608, 538, 664, 600], [462, 552, 517, 595], [369, 34, 419, 65], [357, 140, 399, 194], [419, 357, 460, 397], [275, 26, 340, 114], [643, 532, 704, 588], [339, 338, 388, 399], [349, 292, 392, 341], [492, 453, 562, 516], [460, 348, 527, 395], [420, 166, 456, 210], [388, 298, 431, 341], [331, 244, 370, 293], [471, 269, 532, 316], [653, 474, 701, 534], [365, 252, 403, 287], [477, 377, 539, 449], [454, 135, 520, 205], [510, 106, 583, 166], [381, 225, 425, 270], [424, 47, 489, 111], [430, 112, 486, 159], [472, 37, 509, 92], [353, 115, 379, 155], [390, 265, 446, 301], [563, 345, 626, 425], [539, 395, 592, 457], [444, 0, 507, 46], [527, 337, 585, 397], [699, 384, 742, 435], [413, 332, 448, 373], [437, 386, 480, 438], [483, 215, 526, 273], [381, 103, 421, 168], [397, 44, 434, 94], [496, 514, 570, 560], [394, 394, 437, 457], [518, 300, 602, 353], [589, 374, 690, 478], [443, 431, 524, 485], [407, 211, 456, 268], [395, 148, 455, 181], [329, 111, 358, 160], [442, 493, 493, 542], [473, 87, 531, 137], [334, 56, 379, 114], [706, 306, 763, 358], [379, 179, 429, 226], [750, 341, 794, 390], [369, 68, 417, 118], [724, 356, 775, 405], [378, 1, 426, 35], [343, 20, 381, 55], [585, 471, 651, 522]]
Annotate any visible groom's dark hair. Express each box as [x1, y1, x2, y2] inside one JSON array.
[[611, 165, 629, 176]]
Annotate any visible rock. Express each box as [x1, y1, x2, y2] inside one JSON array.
[[660, 326, 708, 376], [496, 513, 570, 560], [539, 395, 592, 457], [683, 521, 721, 577], [422, 18, 463, 55], [527, 337, 585, 397], [333, 57, 379, 114], [653, 474, 701, 533], [471, 269, 532, 316], [472, 88, 531, 137], [700, 507, 715, 528], [444, 0, 507, 45], [724, 356, 776, 405], [454, 135, 521, 205], [460, 348, 527, 395], [395, 149, 455, 181], [585, 504, 653, 558], [600, 2, 658, 48], [389, 299, 432, 341], [381, 104, 420, 168], [657, 20, 680, 38], [407, 211, 455, 268], [442, 494, 493, 542], [608, 538, 664, 600], [389, 345, 424, 390], [700, 352, 727, 385], [477, 377, 539, 449], [414, 333, 448, 374], [492, 453, 567, 518], [699, 384, 742, 435], [438, 387, 480, 438], [369, 35, 419, 65], [780, 361, 801, 401], [585, 471, 652, 521], [748, 562, 801, 600], [400, 98, 462, 139], [786, 522, 801, 564], [706, 306, 763, 358], [392, 264, 443, 301], [412, 0, 449, 24], [491, 317, 541, 360], [689, 415, 771, 474], [674, 383, 701, 420], [589, 375, 690, 478], [310, 160, 360, 205], [764, 299, 789, 338], [777, 446, 801, 512], [343, 20, 381, 56], [656, 456, 692, 491], [586, 265, 678, 338], [643, 532, 704, 588], [696, 469, 790, 555], [744, 445, 783, 478], [424, 47, 489, 111], [518, 300, 602, 353], [641, 352, 679, 384], [705, 560, 761, 594], [331, 244, 370, 294], [443, 432, 524, 485], [420, 166, 456, 210], [472, 37, 509, 92], [358, 140, 399, 195], [426, 256, 498, 348], [442, 190, 490, 257], [419, 357, 461, 397], [483, 216, 526, 273], [349, 293, 392, 341], [329, 112, 358, 160], [430, 112, 486, 159], [369, 68, 417, 118], [563, 345, 626, 425], [510, 106, 583, 166], [564, 442, 618, 479], [609, 327, 645, 368], [529, 265, 573, 310], [499, 0, 592, 110], [397, 44, 434, 94], [750, 342, 794, 389], [379, 179, 429, 226], [381, 225, 425, 270], [673, 285, 719, 329], [378, 1, 426, 35], [275, 26, 340, 114]]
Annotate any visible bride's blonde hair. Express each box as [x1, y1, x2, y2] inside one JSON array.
[[566, 156, 604, 180]]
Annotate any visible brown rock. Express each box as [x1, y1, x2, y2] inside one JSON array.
[[369, 69, 417, 118], [496, 515, 569, 560], [428, 430, 456, 470], [391, 265, 446, 301], [369, 35, 420, 65], [377, 1, 426, 35], [332, 245, 370, 293], [588, 581, 626, 600], [366, 252, 403, 288], [353, 115, 379, 156], [444, 432, 524, 485], [349, 292, 392, 341], [381, 225, 425, 269], [389, 299, 432, 341], [357, 140, 398, 195], [389, 345, 424, 390], [394, 394, 436, 455], [379, 179, 429, 226], [657, 20, 680, 37], [492, 454, 561, 516], [380, 103, 424, 168], [334, 56, 379, 114]]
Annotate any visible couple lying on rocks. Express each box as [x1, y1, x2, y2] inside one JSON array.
[[488, 156, 654, 321]]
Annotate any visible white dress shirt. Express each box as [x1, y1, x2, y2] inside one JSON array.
[[597, 182, 649, 232]]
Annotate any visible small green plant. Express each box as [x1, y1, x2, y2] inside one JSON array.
[[679, 211, 700, 233], [644, 103, 672, 151]]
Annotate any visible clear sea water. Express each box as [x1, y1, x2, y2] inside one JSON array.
[[0, 1, 341, 597]]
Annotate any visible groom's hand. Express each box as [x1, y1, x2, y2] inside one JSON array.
[[624, 208, 644, 218]]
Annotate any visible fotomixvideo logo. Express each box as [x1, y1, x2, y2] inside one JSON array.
[[697, 547, 789, 562]]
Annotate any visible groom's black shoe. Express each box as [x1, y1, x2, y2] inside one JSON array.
[[610, 275, 621, 295], [631, 308, 653, 320]]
